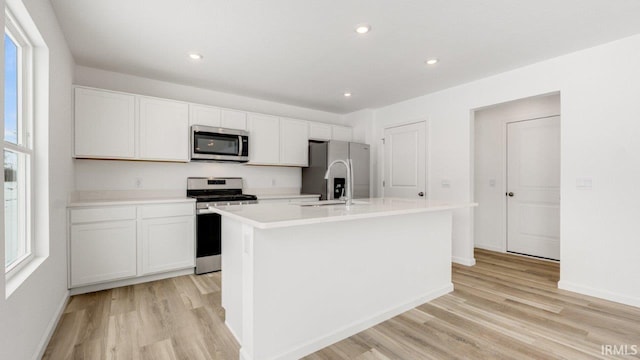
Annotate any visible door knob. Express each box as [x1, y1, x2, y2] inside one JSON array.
[[507, 192, 514, 197], [418, 192, 424, 197]]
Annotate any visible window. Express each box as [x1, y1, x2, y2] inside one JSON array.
[[4, 10, 33, 276]]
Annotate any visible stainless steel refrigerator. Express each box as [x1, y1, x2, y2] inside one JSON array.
[[302, 140, 370, 200]]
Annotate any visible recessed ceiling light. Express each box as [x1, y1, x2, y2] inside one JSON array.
[[188, 53, 203, 60], [355, 24, 371, 34], [344, 92, 352, 97], [425, 58, 439, 65]]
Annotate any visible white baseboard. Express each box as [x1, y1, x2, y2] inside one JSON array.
[[474, 244, 503, 252], [225, 320, 242, 344], [258, 283, 454, 360], [558, 281, 640, 308], [33, 290, 70, 360], [240, 348, 252, 360], [69, 268, 194, 295], [452, 256, 476, 266]]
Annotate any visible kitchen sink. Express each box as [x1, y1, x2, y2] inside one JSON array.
[[296, 200, 346, 206], [295, 200, 369, 207]]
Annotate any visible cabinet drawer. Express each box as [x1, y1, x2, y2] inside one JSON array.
[[139, 203, 194, 219], [70, 206, 136, 224]]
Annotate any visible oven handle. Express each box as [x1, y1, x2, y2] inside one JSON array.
[[238, 135, 243, 156]]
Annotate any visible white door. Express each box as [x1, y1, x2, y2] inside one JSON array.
[[507, 116, 560, 260], [383, 122, 426, 198]]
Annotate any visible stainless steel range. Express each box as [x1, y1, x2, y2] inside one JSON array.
[[187, 177, 257, 274]]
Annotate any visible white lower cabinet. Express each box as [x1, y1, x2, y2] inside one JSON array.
[[69, 202, 195, 290], [70, 220, 137, 287], [141, 216, 194, 275]]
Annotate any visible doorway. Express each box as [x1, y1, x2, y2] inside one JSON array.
[[383, 121, 427, 198], [473, 93, 560, 260], [506, 117, 560, 260]]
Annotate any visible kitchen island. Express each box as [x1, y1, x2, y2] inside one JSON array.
[[212, 198, 475, 360]]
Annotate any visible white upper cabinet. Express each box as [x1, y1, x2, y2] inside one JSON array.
[[331, 125, 353, 142], [248, 115, 311, 167], [280, 118, 309, 166], [221, 109, 248, 130], [189, 104, 222, 128], [308, 122, 332, 141], [73, 86, 348, 166], [138, 96, 189, 162], [74, 87, 136, 159], [248, 113, 280, 165], [74, 87, 189, 162]]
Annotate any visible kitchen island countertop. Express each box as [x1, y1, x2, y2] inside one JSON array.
[[209, 197, 475, 229]]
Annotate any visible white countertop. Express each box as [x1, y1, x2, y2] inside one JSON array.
[[68, 197, 195, 207], [210, 197, 477, 229]]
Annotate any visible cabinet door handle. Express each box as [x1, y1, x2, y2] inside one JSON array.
[[418, 192, 424, 197], [506, 192, 514, 197]]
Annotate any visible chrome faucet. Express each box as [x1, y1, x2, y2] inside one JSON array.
[[324, 159, 353, 206]]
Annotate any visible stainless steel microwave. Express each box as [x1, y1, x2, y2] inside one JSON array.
[[191, 125, 249, 162]]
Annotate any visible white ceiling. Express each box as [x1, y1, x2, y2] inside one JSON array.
[[51, 0, 640, 114]]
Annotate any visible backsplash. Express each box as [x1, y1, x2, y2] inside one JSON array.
[[74, 159, 302, 194]]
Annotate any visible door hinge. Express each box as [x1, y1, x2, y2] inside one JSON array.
[[382, 180, 385, 187], [381, 138, 385, 144]]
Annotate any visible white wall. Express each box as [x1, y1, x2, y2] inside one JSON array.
[[474, 94, 560, 252], [73, 66, 347, 195], [0, 0, 75, 359], [371, 34, 640, 307]]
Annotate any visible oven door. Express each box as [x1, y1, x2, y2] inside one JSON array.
[[191, 126, 249, 162]]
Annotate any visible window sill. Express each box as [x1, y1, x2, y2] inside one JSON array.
[[5, 255, 47, 298]]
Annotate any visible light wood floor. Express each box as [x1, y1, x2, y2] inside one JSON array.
[[44, 249, 640, 359]]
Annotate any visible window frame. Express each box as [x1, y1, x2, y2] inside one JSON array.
[[4, 8, 35, 278]]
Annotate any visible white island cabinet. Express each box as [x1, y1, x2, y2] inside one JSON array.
[[213, 198, 476, 360]]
